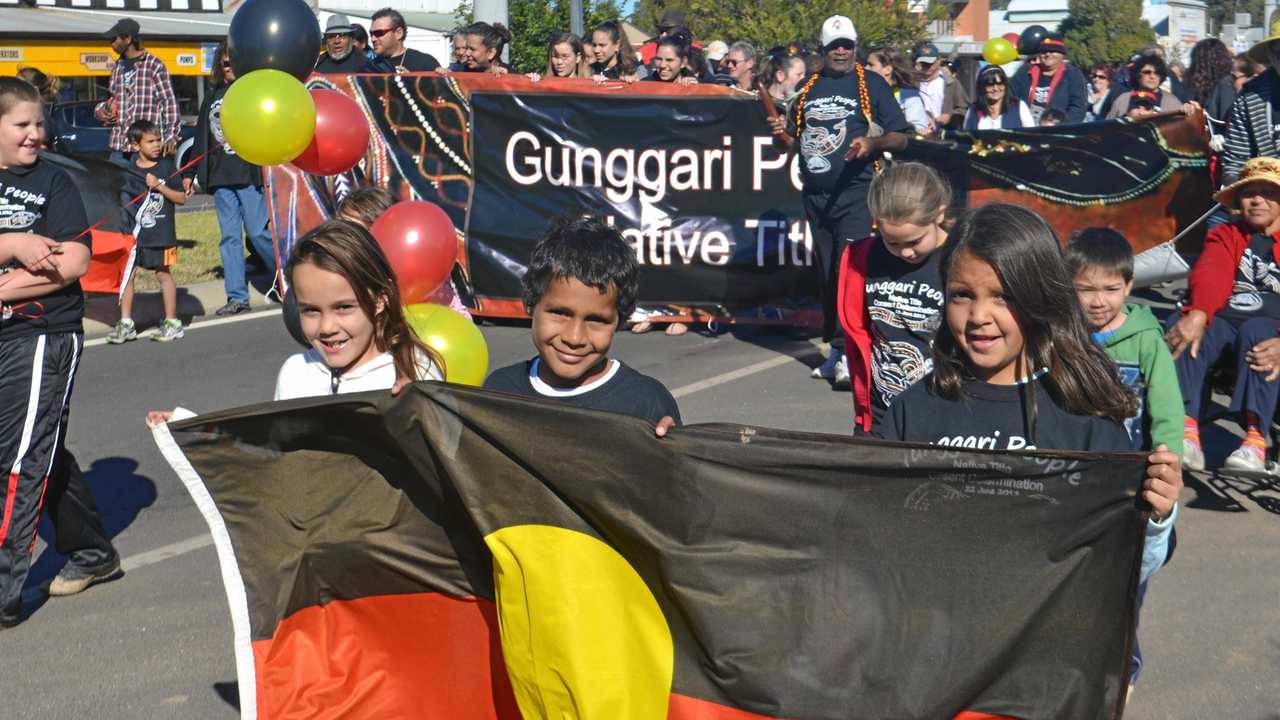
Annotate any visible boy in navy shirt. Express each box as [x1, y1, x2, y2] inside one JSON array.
[[107, 119, 187, 344], [484, 216, 680, 428]]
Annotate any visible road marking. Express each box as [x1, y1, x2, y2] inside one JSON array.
[[71, 340, 825, 580], [84, 308, 283, 348], [671, 354, 798, 398], [121, 535, 214, 572]]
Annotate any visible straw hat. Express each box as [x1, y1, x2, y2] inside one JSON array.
[[1247, 17, 1280, 65], [1214, 157, 1280, 207]]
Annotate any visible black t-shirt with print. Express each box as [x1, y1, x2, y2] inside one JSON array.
[[123, 156, 177, 249], [877, 375, 1131, 454], [1218, 232, 1280, 323], [206, 86, 261, 189], [864, 240, 945, 429], [1032, 72, 1054, 110], [788, 68, 910, 195], [0, 160, 91, 339], [484, 358, 681, 426]]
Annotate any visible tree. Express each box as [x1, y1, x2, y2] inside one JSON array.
[[454, 0, 624, 73], [1059, 0, 1157, 68], [632, 0, 939, 52]]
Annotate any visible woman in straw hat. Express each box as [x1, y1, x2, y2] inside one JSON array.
[[1166, 156, 1280, 473]]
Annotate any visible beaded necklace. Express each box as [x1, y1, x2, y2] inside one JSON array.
[[791, 62, 880, 174]]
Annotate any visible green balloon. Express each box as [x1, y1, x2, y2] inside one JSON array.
[[404, 303, 490, 386], [221, 69, 316, 167]]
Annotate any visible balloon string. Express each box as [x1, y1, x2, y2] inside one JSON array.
[[0, 151, 208, 292]]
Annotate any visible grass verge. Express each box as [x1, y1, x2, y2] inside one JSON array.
[[133, 209, 225, 291]]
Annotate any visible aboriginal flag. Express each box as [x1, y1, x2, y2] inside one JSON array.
[[154, 383, 1148, 720]]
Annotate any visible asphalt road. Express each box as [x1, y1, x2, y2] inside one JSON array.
[[4, 310, 1278, 719]]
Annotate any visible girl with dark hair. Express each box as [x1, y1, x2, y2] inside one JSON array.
[[865, 48, 929, 134], [876, 203, 1181, 583], [1185, 38, 1236, 123], [527, 32, 589, 82], [647, 35, 699, 86], [589, 20, 646, 82], [187, 40, 276, 317], [1107, 55, 1191, 118], [463, 21, 513, 75], [963, 65, 1034, 130], [276, 219, 444, 397]]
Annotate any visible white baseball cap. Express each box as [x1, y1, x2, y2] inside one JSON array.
[[821, 15, 857, 47], [705, 40, 729, 61]]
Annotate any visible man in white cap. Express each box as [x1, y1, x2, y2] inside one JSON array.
[[315, 14, 368, 73], [768, 15, 910, 387]]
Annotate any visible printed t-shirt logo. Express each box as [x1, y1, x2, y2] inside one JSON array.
[[801, 96, 859, 174]]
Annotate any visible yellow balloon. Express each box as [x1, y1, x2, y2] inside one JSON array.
[[404, 303, 489, 386], [221, 69, 316, 166], [983, 37, 1018, 66]]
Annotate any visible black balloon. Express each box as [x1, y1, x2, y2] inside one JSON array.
[[282, 287, 309, 348], [1018, 25, 1048, 56], [228, 0, 321, 82]]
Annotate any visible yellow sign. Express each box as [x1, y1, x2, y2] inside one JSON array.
[[1, 40, 214, 77]]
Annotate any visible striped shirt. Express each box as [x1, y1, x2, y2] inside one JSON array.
[[94, 51, 181, 152], [1222, 69, 1279, 186]]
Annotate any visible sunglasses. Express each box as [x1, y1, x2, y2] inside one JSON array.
[[370, 27, 396, 39], [983, 79, 1005, 87], [222, 60, 232, 68], [1139, 69, 1160, 75], [723, 59, 741, 67], [1092, 73, 1108, 79]]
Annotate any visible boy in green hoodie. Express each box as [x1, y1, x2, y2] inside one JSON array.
[[1065, 229, 1184, 455], [1066, 228, 1182, 693]]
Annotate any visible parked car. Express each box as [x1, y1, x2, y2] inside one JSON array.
[[48, 100, 196, 169]]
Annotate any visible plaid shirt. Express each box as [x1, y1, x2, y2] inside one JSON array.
[[95, 51, 180, 152]]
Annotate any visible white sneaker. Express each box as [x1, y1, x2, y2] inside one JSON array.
[[1223, 443, 1266, 473], [1182, 439, 1205, 472], [832, 355, 851, 390], [811, 350, 842, 379]]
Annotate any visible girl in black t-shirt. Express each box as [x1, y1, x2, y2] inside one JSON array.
[[839, 162, 952, 433], [877, 203, 1182, 526], [0, 77, 102, 625]]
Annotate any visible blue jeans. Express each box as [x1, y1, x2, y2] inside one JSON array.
[[1169, 313, 1280, 420], [213, 185, 275, 304]]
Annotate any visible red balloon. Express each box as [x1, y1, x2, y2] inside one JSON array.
[[292, 89, 370, 176], [1002, 32, 1020, 46], [370, 201, 458, 302]]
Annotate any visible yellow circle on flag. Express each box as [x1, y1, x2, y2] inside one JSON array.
[[485, 525, 674, 718]]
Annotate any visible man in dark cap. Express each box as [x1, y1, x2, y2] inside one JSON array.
[[1009, 33, 1088, 123], [94, 18, 180, 159], [315, 14, 368, 73], [639, 9, 688, 65]]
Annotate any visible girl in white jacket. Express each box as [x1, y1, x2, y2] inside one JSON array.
[[149, 220, 442, 425], [274, 219, 442, 399]]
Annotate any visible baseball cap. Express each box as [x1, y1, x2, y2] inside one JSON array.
[[659, 10, 686, 30], [820, 16, 857, 48], [705, 40, 729, 61], [325, 14, 355, 35], [913, 42, 940, 64], [104, 18, 140, 40]]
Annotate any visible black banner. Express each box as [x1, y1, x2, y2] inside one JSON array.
[[468, 92, 818, 312]]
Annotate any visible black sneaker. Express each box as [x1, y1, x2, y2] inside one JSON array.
[[214, 300, 250, 317], [48, 556, 123, 597]]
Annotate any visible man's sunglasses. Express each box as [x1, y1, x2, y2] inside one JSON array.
[[370, 27, 396, 39], [723, 59, 741, 67]]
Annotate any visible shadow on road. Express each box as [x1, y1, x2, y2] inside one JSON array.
[[213, 681, 239, 710], [28, 456, 159, 587]]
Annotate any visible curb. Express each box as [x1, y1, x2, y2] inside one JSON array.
[[83, 274, 278, 339]]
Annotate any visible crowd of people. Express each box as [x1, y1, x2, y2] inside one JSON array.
[[0, 5, 1276, 674]]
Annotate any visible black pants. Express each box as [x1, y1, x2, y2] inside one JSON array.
[[48, 447, 114, 569], [0, 333, 113, 618], [803, 188, 873, 341]]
